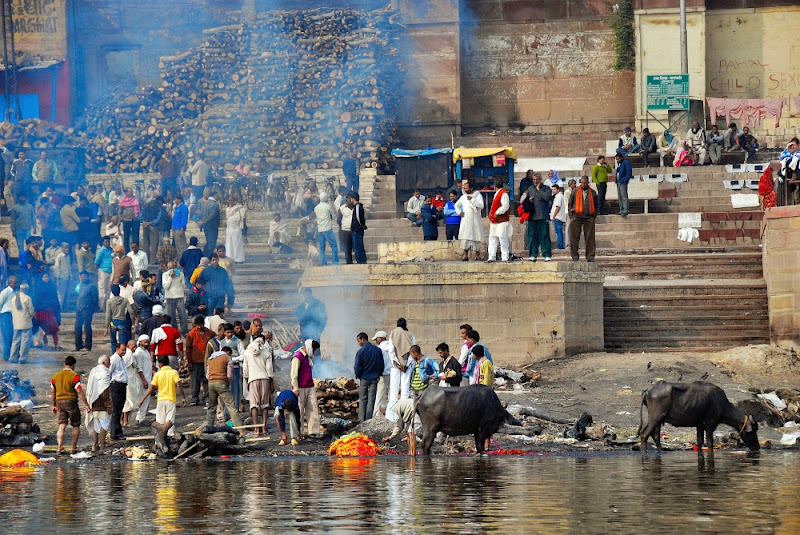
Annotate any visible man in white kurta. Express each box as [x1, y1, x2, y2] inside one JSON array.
[[454, 180, 484, 261], [487, 179, 512, 262]]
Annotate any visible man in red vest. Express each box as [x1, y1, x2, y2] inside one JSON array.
[[487, 177, 512, 263], [567, 175, 598, 262]]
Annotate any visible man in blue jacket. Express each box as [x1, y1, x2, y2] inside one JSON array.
[[420, 195, 443, 241], [197, 254, 234, 312], [443, 190, 461, 240], [171, 194, 189, 255], [94, 236, 113, 312], [614, 153, 633, 217], [354, 332, 385, 422]]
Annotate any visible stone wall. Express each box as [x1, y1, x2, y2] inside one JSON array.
[[762, 205, 800, 349], [459, 0, 635, 130], [300, 262, 605, 367]]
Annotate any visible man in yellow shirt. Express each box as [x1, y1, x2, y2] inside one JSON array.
[[138, 355, 186, 437]]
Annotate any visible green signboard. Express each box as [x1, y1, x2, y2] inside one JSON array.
[[646, 74, 689, 110]]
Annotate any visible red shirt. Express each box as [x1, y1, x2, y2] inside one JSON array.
[[431, 196, 446, 210], [150, 325, 184, 357], [185, 327, 213, 364]]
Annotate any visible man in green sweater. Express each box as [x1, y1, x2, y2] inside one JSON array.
[[591, 156, 613, 216]]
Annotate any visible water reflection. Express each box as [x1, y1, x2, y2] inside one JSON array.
[[0, 452, 797, 534]]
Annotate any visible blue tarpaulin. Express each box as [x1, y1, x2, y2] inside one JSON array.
[[391, 148, 452, 158]]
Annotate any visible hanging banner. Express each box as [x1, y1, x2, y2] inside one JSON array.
[[12, 0, 67, 60]]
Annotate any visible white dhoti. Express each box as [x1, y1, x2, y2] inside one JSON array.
[[375, 374, 389, 413], [488, 221, 512, 261], [87, 411, 110, 433], [123, 377, 143, 414], [155, 400, 177, 437]]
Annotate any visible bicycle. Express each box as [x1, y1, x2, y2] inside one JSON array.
[[245, 174, 267, 211], [267, 175, 287, 212], [323, 174, 341, 198]]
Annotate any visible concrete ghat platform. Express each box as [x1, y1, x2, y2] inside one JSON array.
[[301, 262, 605, 367]]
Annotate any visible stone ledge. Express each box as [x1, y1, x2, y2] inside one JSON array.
[[301, 260, 604, 288]]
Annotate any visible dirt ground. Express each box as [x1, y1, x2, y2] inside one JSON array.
[[1, 344, 798, 458]]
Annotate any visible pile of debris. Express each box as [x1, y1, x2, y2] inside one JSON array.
[[76, 7, 403, 173], [493, 367, 542, 390], [315, 377, 359, 420], [0, 369, 36, 402], [739, 388, 800, 428], [0, 405, 40, 447]]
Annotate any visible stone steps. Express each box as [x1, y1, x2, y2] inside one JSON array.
[[603, 278, 769, 352]]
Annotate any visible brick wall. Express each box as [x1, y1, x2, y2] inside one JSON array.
[[762, 205, 800, 349]]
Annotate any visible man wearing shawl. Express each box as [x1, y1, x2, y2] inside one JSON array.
[[487, 178, 512, 263], [454, 180, 484, 261], [133, 334, 154, 424], [85, 355, 112, 451], [122, 340, 148, 427], [291, 339, 321, 438], [268, 212, 290, 251], [387, 318, 415, 417]]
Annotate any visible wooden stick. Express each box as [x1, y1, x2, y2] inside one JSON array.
[[32, 404, 49, 409], [126, 435, 155, 441], [173, 442, 199, 459], [190, 447, 207, 459], [232, 424, 266, 430], [244, 436, 272, 443]]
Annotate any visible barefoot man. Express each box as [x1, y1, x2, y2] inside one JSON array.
[[51, 356, 90, 454]]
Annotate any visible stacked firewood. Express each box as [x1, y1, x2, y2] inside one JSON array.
[[0, 405, 39, 444], [77, 7, 403, 173], [315, 377, 359, 420]]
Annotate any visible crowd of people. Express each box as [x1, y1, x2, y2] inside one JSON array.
[[404, 171, 597, 264], [615, 122, 760, 166]]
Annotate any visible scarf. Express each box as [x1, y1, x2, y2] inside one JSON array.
[[549, 170, 560, 186], [86, 364, 111, 406], [663, 130, 673, 143], [119, 194, 140, 216], [303, 339, 315, 367], [388, 327, 413, 366], [208, 350, 226, 361], [575, 187, 596, 215]]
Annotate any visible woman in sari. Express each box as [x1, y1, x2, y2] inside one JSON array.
[[673, 140, 695, 167], [33, 272, 61, 349], [759, 166, 777, 209]]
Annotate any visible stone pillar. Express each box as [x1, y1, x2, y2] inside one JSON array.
[[762, 206, 800, 349], [301, 262, 604, 367]]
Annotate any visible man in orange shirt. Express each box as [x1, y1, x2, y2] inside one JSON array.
[[185, 315, 213, 405], [51, 356, 90, 454]]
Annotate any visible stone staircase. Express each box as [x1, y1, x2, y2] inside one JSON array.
[[599, 248, 769, 352]]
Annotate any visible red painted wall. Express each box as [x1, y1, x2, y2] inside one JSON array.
[[1, 61, 70, 125]]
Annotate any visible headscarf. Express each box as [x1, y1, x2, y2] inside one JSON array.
[[663, 129, 673, 143], [759, 167, 777, 209], [303, 339, 315, 367], [549, 170, 560, 186], [119, 193, 141, 216]]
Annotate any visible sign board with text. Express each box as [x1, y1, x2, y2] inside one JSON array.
[[12, 0, 67, 60], [646, 74, 689, 110]]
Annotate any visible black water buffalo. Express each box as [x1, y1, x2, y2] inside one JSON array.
[[416, 385, 521, 455], [638, 381, 759, 452]]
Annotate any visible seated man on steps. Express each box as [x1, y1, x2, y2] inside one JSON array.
[[406, 189, 424, 226], [616, 127, 641, 156]]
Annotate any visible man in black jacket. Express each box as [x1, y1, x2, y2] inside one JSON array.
[[75, 271, 99, 351], [141, 190, 163, 263], [348, 192, 367, 264]]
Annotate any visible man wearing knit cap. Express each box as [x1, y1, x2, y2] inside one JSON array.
[[313, 191, 339, 266]]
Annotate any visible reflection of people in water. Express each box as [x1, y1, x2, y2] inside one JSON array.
[[155, 472, 180, 534]]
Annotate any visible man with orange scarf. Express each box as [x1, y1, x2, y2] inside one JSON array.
[[568, 176, 598, 262], [487, 177, 512, 262]]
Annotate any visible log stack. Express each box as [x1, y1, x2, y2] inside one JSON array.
[[0, 405, 39, 445], [315, 377, 359, 420], [77, 7, 404, 173]]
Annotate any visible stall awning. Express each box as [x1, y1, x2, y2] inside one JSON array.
[[452, 146, 517, 163], [391, 148, 452, 158], [0, 59, 63, 72]]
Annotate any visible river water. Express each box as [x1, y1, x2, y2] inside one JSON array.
[[1, 451, 798, 534]]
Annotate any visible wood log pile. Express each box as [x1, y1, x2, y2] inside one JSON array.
[[75, 7, 403, 173], [0, 405, 39, 445], [315, 377, 359, 420]]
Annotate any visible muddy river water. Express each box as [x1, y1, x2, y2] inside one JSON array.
[[1, 452, 798, 533]]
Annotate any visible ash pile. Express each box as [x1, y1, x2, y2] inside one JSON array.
[[493, 367, 542, 390], [0, 370, 41, 446]]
